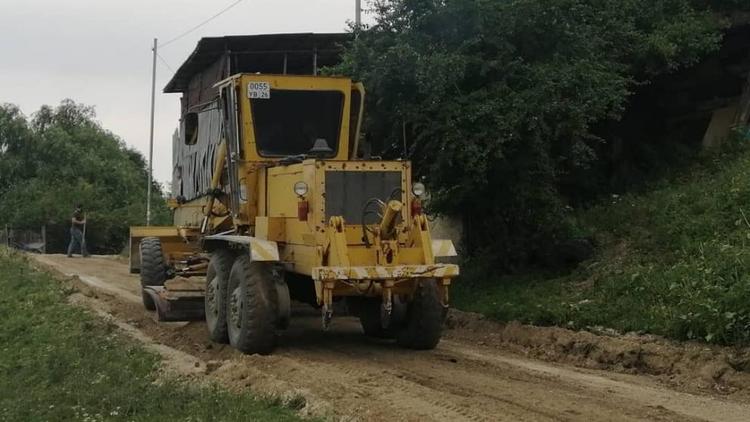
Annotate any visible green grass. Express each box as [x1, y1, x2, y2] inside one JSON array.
[[455, 138, 750, 346], [0, 249, 302, 422]]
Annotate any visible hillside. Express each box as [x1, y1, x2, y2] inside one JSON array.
[[455, 138, 750, 346]]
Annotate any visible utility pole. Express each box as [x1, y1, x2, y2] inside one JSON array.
[[147, 38, 157, 226], [355, 0, 361, 26]]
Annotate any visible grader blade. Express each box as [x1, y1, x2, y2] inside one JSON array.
[[143, 285, 205, 322]]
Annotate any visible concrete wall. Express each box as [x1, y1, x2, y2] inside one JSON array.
[[702, 102, 740, 148], [430, 215, 464, 258]]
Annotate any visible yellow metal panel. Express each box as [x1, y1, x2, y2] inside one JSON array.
[[432, 239, 458, 257], [241, 163, 260, 225], [238, 74, 352, 162], [350, 82, 366, 160], [347, 247, 378, 266], [279, 244, 317, 275], [130, 226, 180, 238], [257, 169, 267, 217], [284, 219, 314, 244], [248, 238, 280, 261], [311, 264, 459, 281], [267, 165, 304, 218], [396, 248, 425, 265], [255, 216, 269, 238], [322, 161, 409, 172], [255, 216, 286, 242], [313, 162, 327, 227], [173, 197, 209, 228]]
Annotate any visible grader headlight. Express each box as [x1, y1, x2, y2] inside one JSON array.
[[294, 181, 310, 222], [412, 182, 426, 197], [293, 181, 309, 197], [411, 182, 425, 216]]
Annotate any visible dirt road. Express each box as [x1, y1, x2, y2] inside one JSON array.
[[30, 254, 750, 421]]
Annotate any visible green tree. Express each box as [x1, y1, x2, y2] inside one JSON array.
[[335, 0, 744, 268], [0, 100, 170, 253]]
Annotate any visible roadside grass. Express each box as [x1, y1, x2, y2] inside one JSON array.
[[0, 249, 302, 422], [454, 138, 750, 346]]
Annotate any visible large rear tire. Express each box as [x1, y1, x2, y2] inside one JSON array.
[[226, 255, 278, 355], [396, 279, 444, 350], [205, 249, 235, 344], [139, 237, 167, 311]]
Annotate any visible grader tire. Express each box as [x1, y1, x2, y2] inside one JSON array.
[[226, 255, 277, 355], [139, 237, 167, 311], [205, 249, 236, 344], [359, 298, 395, 339], [396, 279, 444, 350]]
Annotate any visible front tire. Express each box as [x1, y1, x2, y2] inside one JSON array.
[[396, 279, 445, 350], [205, 249, 235, 344], [226, 255, 278, 354], [139, 237, 167, 311]]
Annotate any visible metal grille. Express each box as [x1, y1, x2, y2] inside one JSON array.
[[325, 171, 402, 223]]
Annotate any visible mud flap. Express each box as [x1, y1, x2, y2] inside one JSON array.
[[144, 287, 205, 322]]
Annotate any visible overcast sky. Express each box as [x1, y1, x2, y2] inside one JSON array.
[[0, 0, 369, 186]]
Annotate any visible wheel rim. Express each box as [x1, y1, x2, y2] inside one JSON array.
[[229, 287, 242, 329], [206, 276, 218, 316]]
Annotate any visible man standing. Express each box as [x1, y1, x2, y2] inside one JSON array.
[[67, 204, 89, 257]]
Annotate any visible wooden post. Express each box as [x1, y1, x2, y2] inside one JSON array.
[[147, 38, 158, 226], [3, 225, 8, 247], [735, 71, 750, 127], [355, 0, 361, 26], [41, 225, 46, 254], [313, 48, 318, 76]]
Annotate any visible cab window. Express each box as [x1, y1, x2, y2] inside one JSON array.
[[250, 90, 343, 157]]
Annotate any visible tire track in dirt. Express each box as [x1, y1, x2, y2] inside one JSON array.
[[28, 254, 750, 422]]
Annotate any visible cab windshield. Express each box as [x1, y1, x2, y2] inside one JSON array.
[[250, 89, 343, 157]]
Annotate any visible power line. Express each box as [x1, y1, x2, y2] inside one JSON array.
[[156, 52, 175, 73], [159, 0, 245, 49]]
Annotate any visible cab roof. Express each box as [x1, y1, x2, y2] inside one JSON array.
[[164, 33, 351, 94]]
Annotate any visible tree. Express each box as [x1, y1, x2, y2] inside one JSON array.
[[0, 100, 170, 253], [334, 0, 744, 268]]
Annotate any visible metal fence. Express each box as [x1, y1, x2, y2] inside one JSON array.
[[1, 225, 46, 253]]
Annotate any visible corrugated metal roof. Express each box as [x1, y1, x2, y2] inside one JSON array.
[[164, 32, 352, 93]]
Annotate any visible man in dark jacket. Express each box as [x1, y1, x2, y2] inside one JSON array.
[[67, 204, 89, 257]]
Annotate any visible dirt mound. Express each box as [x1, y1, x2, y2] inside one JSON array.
[[446, 309, 750, 398]]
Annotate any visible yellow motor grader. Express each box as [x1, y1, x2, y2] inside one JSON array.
[[129, 34, 459, 354]]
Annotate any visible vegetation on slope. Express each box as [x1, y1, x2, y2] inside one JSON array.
[[454, 139, 750, 346], [0, 249, 299, 422], [0, 101, 171, 254]]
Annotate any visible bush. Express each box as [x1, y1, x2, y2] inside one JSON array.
[[454, 142, 750, 346]]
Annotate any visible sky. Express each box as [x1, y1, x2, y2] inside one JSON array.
[[0, 0, 371, 186]]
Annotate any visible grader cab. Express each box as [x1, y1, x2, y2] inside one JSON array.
[[131, 34, 459, 354]]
